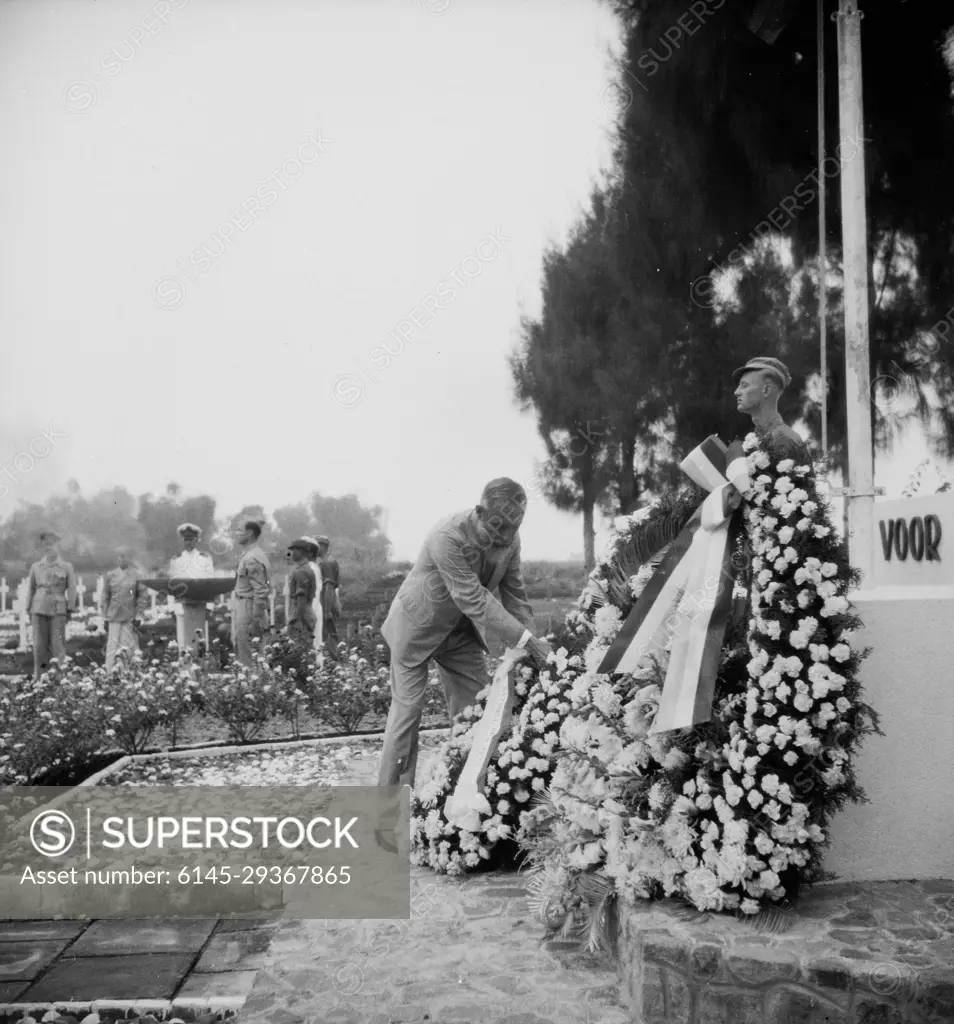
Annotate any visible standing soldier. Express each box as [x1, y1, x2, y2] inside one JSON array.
[[168, 523, 215, 655], [300, 536, 324, 654], [102, 547, 148, 672], [26, 531, 77, 679], [233, 518, 270, 666], [285, 538, 318, 643], [316, 536, 341, 655]]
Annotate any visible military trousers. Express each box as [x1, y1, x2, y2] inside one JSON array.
[[105, 621, 139, 673], [32, 614, 67, 679], [233, 596, 268, 666]]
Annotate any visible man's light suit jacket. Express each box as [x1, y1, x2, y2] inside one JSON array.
[[382, 510, 536, 666]]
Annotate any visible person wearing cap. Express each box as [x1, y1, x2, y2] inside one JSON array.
[[732, 357, 810, 462], [376, 478, 552, 799], [315, 536, 341, 654], [233, 518, 271, 666], [285, 539, 319, 642], [26, 531, 77, 679], [168, 523, 215, 655], [300, 536, 324, 652], [102, 547, 148, 672]]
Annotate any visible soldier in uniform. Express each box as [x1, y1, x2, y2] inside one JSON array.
[[233, 518, 271, 666], [102, 547, 148, 672], [168, 523, 215, 655], [285, 538, 318, 643], [26, 531, 77, 679], [316, 535, 341, 654]]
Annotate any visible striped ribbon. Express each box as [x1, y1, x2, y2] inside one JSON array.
[[598, 436, 750, 734], [444, 647, 524, 833]]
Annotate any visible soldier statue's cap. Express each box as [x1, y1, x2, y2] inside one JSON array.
[[38, 530, 60, 543], [177, 522, 202, 537], [316, 535, 330, 546], [732, 357, 792, 390]]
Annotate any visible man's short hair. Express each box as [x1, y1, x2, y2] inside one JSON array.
[[480, 478, 527, 526], [244, 520, 262, 539]]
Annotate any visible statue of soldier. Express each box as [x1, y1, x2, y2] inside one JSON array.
[[26, 530, 77, 679], [725, 355, 812, 631]]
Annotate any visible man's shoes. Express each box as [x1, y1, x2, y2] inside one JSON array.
[[373, 828, 399, 855]]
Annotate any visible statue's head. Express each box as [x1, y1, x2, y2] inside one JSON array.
[[117, 546, 133, 569], [732, 357, 791, 417], [476, 478, 527, 549]]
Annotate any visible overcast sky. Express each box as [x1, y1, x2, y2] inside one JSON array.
[[0, 0, 943, 561]]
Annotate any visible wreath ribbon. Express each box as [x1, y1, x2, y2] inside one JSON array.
[[444, 647, 525, 832], [598, 435, 750, 733]]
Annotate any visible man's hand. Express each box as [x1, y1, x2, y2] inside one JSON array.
[[133, 619, 141, 631], [525, 636, 552, 670]]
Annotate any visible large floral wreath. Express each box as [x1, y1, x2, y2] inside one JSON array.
[[410, 431, 877, 939]]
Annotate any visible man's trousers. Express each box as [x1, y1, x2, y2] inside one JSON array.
[[32, 614, 66, 679], [233, 596, 267, 666], [105, 621, 138, 673], [377, 626, 489, 793]]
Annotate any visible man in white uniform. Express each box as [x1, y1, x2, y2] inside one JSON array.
[[168, 523, 215, 654]]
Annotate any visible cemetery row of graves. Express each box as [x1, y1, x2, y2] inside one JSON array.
[[0, 572, 450, 789]]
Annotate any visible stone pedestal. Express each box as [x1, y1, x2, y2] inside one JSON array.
[[176, 601, 208, 656], [825, 588, 954, 882], [614, 880, 954, 1024]]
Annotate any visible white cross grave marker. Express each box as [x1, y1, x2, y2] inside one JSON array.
[[76, 578, 87, 609]]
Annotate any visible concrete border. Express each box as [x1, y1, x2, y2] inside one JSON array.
[[9, 726, 450, 832], [0, 997, 241, 1020]]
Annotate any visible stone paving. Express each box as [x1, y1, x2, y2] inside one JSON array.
[[0, 734, 632, 1022], [0, 916, 279, 1012], [3, 733, 953, 1023], [237, 868, 631, 1024]]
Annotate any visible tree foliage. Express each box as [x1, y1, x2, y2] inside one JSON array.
[[514, 0, 954, 538]]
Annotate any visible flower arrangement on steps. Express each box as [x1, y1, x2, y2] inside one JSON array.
[[410, 432, 878, 948]]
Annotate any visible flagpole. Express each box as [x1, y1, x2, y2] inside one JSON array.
[[818, 0, 828, 458], [835, 0, 878, 584]]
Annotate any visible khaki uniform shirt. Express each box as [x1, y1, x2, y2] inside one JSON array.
[[102, 566, 148, 622], [27, 558, 77, 617], [235, 544, 270, 618]]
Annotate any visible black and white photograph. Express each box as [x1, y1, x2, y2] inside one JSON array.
[[0, 0, 952, 1021]]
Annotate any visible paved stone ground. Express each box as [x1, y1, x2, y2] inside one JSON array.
[[0, 734, 631, 1022], [235, 738, 631, 1024], [238, 869, 631, 1024], [0, 916, 278, 1012]]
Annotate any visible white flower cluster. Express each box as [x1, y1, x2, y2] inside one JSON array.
[[410, 653, 581, 875]]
